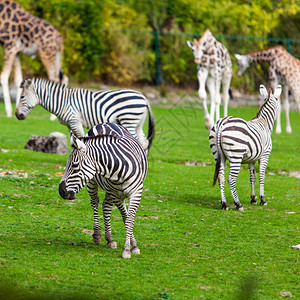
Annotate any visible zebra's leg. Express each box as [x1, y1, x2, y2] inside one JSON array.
[[122, 191, 142, 259], [114, 199, 139, 255], [258, 156, 269, 206], [102, 193, 117, 249], [124, 109, 148, 150], [282, 86, 291, 134], [217, 155, 228, 210], [228, 161, 244, 211], [87, 179, 101, 244], [197, 67, 211, 129], [249, 163, 257, 204], [69, 120, 85, 138]]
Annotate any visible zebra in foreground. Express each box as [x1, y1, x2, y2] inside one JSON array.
[[59, 123, 148, 259], [209, 84, 282, 211], [15, 78, 155, 152]]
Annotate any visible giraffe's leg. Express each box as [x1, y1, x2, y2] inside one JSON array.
[[283, 86, 291, 133], [212, 71, 222, 124], [122, 190, 142, 259], [102, 193, 117, 249], [275, 99, 282, 134], [222, 72, 232, 117], [197, 67, 211, 129], [39, 53, 59, 121], [249, 163, 257, 204], [206, 76, 215, 126], [0, 50, 17, 117], [258, 155, 270, 206], [14, 55, 23, 105], [269, 73, 281, 134], [228, 161, 244, 211], [87, 180, 101, 244], [217, 154, 228, 210], [114, 199, 140, 254]]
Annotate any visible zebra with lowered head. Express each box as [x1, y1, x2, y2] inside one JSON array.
[[15, 78, 155, 152], [209, 84, 282, 211], [59, 123, 148, 259]]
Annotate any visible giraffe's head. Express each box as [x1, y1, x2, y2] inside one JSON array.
[[187, 29, 213, 64], [235, 54, 250, 76], [59, 132, 96, 200], [15, 79, 39, 120]]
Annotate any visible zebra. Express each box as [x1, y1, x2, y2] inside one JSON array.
[[15, 78, 155, 152], [58, 122, 148, 259], [209, 84, 282, 211]]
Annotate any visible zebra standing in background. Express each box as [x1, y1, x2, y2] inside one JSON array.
[[59, 123, 148, 259], [209, 84, 282, 211], [15, 78, 155, 152]]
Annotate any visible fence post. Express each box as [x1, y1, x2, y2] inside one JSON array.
[[287, 38, 291, 53], [153, 30, 163, 85]]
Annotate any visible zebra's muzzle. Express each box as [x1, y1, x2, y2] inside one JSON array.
[[59, 181, 76, 200], [15, 109, 26, 120]]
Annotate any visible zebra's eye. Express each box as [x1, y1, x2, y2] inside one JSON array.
[[203, 42, 206, 47]]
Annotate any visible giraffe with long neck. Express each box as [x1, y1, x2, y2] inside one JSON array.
[[187, 29, 232, 130], [0, 0, 67, 117], [235, 45, 300, 134]]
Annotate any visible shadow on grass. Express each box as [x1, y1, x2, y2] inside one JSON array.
[[0, 278, 129, 300]]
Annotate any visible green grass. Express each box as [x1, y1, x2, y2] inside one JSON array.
[[0, 100, 299, 299]]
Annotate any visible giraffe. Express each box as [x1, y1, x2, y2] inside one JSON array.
[[0, 0, 68, 118], [187, 29, 232, 130], [235, 45, 300, 134]]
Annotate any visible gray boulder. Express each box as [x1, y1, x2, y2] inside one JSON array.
[[25, 132, 69, 155]]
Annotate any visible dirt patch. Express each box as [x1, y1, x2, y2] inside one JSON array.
[[269, 170, 300, 179], [177, 160, 213, 167]]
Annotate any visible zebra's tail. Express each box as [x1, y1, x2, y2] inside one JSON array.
[[213, 150, 221, 186], [212, 124, 223, 187], [146, 103, 155, 151]]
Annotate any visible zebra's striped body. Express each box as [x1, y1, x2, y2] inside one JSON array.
[[59, 123, 148, 258], [209, 85, 282, 210], [15, 78, 155, 152]]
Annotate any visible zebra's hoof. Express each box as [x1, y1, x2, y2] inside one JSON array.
[[92, 234, 101, 244], [260, 201, 267, 206], [221, 203, 228, 210], [237, 206, 244, 211], [131, 247, 140, 255], [107, 241, 117, 249], [122, 250, 131, 259], [251, 196, 257, 204]]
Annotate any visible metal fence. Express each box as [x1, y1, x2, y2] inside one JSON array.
[[123, 29, 300, 85]]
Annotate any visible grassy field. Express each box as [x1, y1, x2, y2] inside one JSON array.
[[0, 98, 299, 299]]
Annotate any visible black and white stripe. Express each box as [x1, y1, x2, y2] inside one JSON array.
[[209, 85, 282, 210], [59, 123, 148, 258], [15, 78, 155, 152]]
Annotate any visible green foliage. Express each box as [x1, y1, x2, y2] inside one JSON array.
[[1, 1, 300, 89], [0, 101, 299, 299]]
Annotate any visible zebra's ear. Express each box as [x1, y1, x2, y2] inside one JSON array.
[[234, 54, 242, 60], [70, 131, 86, 152], [186, 40, 193, 48], [273, 85, 282, 98], [259, 84, 268, 99], [20, 78, 32, 89]]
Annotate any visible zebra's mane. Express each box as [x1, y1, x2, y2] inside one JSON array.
[[80, 131, 122, 142], [35, 78, 68, 90], [252, 88, 272, 120]]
